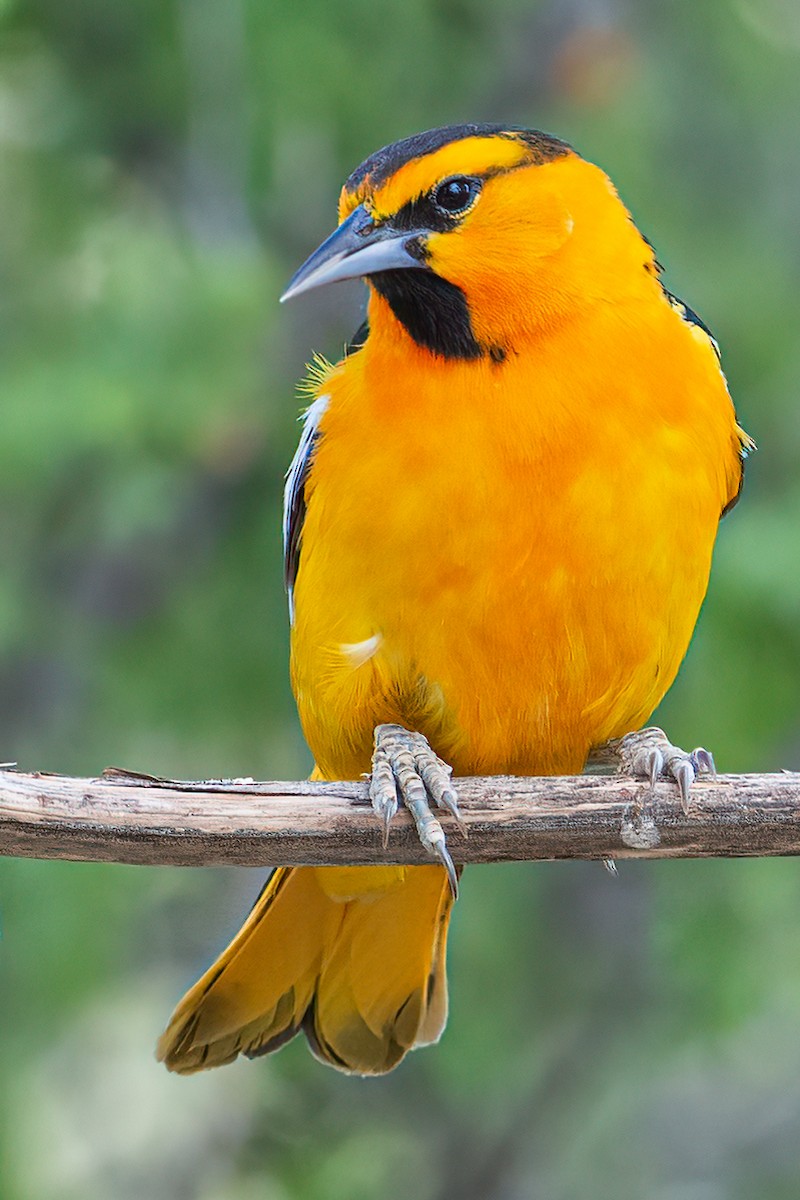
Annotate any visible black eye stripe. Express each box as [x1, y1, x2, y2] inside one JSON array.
[[390, 176, 481, 234], [391, 195, 453, 233]]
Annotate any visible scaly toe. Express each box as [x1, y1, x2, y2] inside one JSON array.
[[370, 724, 461, 893], [691, 747, 717, 778], [598, 726, 715, 815], [368, 745, 399, 847], [415, 752, 466, 836]]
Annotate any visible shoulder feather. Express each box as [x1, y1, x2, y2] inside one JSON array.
[[283, 395, 329, 621]]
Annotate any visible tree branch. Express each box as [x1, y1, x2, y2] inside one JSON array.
[[1, 767, 799, 868]]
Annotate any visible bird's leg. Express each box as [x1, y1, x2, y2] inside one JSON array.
[[588, 725, 716, 815], [369, 723, 464, 897]]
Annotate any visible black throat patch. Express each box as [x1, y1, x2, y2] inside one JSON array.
[[370, 270, 483, 360]]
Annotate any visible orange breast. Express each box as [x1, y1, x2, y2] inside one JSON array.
[[290, 288, 742, 781]]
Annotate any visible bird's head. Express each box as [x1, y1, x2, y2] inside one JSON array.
[[282, 124, 655, 361]]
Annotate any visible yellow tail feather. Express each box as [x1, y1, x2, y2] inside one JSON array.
[[157, 863, 454, 1076]]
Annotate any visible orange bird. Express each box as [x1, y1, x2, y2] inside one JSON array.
[[158, 124, 752, 1075]]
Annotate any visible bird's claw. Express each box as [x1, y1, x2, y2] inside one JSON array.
[[422, 826, 459, 900], [369, 743, 400, 847], [369, 724, 462, 897], [608, 726, 716, 815]]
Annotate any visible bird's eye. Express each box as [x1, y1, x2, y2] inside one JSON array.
[[432, 176, 479, 214]]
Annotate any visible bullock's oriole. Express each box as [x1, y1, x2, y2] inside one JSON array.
[[158, 124, 752, 1076]]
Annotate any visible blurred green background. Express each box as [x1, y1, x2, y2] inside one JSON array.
[[2, 0, 800, 1197]]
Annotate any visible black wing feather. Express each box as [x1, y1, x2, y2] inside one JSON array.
[[283, 398, 326, 617], [282, 321, 369, 618]]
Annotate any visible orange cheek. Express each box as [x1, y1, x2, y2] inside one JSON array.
[[426, 184, 575, 339]]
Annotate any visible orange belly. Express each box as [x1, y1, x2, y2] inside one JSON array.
[[290, 298, 742, 781]]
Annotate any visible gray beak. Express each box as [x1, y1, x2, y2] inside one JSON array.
[[280, 204, 428, 302]]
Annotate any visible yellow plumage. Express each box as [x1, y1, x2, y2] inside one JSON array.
[[158, 864, 452, 1074], [158, 124, 749, 1075]]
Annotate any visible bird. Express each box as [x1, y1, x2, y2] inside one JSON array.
[[157, 123, 752, 1076]]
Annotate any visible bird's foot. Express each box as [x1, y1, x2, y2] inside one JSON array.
[[369, 723, 464, 897], [590, 725, 716, 815]]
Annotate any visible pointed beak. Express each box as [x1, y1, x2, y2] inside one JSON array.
[[280, 204, 428, 303]]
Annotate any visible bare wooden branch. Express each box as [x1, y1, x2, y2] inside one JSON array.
[[1, 766, 799, 868]]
